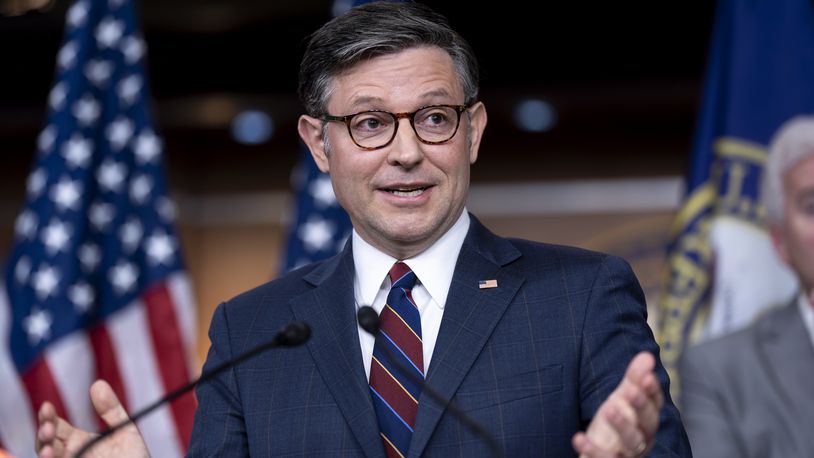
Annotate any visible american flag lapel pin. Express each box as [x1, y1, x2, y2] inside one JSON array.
[[478, 279, 498, 289]]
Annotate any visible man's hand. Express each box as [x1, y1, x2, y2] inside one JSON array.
[[572, 352, 663, 458], [36, 380, 149, 458]]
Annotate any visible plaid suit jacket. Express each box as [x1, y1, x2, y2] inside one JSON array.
[[187, 215, 690, 457]]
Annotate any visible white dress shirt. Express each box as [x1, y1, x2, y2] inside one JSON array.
[[353, 210, 470, 380], [798, 291, 814, 350]]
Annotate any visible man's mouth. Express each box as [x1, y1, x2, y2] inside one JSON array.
[[384, 187, 428, 197]]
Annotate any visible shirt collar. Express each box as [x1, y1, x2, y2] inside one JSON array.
[[797, 291, 814, 348], [352, 210, 470, 309]]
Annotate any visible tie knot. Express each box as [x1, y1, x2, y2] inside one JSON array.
[[388, 262, 417, 290]]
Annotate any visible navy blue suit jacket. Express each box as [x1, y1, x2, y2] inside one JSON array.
[[187, 216, 690, 456]]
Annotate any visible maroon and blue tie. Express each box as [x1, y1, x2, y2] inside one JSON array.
[[369, 262, 424, 458]]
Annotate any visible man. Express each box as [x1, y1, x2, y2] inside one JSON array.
[[36, 2, 689, 456], [680, 115, 814, 457]]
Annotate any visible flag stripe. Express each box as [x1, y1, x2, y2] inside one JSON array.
[[108, 300, 183, 458], [0, 287, 36, 455], [167, 273, 197, 376], [89, 323, 130, 421], [45, 332, 96, 432], [144, 282, 196, 448], [22, 357, 68, 432]]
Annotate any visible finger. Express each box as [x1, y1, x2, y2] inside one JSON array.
[[635, 374, 663, 438], [89, 380, 130, 427], [605, 403, 646, 456], [38, 401, 57, 424], [623, 352, 655, 386], [37, 402, 61, 452], [572, 431, 612, 458]]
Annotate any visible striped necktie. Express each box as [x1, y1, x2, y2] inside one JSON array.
[[370, 262, 424, 458]]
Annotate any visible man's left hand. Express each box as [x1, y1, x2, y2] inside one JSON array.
[[571, 351, 663, 457]]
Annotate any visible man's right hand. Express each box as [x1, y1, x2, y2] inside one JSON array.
[[36, 380, 149, 458]]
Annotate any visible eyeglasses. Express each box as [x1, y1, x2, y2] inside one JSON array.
[[322, 104, 470, 151]]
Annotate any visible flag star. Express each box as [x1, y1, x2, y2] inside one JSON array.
[[27, 169, 47, 198], [109, 261, 138, 294], [146, 232, 175, 265], [78, 243, 102, 273], [49, 82, 67, 110], [62, 134, 93, 168], [121, 35, 145, 65], [38, 125, 56, 154], [57, 41, 78, 70], [85, 59, 113, 88], [97, 160, 127, 192], [66, 0, 88, 28], [14, 256, 31, 285], [72, 95, 101, 127], [41, 220, 72, 255], [96, 17, 124, 49], [119, 218, 143, 252], [309, 175, 337, 208], [68, 282, 95, 314], [155, 197, 176, 223], [130, 175, 153, 205], [32, 265, 60, 300], [117, 74, 142, 106], [15, 210, 38, 239], [134, 130, 161, 164], [106, 117, 134, 150], [109, 0, 126, 9], [23, 308, 53, 345], [50, 177, 82, 211], [298, 217, 335, 252], [89, 202, 115, 231]]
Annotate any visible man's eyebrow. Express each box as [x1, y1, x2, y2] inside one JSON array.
[[345, 96, 385, 111]]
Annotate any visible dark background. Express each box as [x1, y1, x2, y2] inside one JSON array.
[[0, 0, 717, 201]]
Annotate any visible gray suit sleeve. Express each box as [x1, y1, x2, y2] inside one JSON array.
[[679, 345, 744, 458]]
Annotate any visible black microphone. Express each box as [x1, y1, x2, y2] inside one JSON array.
[[357, 306, 504, 458], [76, 321, 311, 457]]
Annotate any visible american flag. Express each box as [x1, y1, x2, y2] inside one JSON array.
[[0, 0, 197, 456]]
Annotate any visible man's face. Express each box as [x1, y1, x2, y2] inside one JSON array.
[[299, 46, 487, 259], [771, 153, 814, 299]]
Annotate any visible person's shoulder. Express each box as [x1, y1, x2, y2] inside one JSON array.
[[683, 303, 790, 361], [505, 236, 628, 272], [225, 260, 325, 308]]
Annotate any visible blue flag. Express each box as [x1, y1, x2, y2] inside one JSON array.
[[659, 0, 814, 399], [0, 0, 197, 454]]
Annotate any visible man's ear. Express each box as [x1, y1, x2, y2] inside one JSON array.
[[466, 101, 487, 164], [298, 114, 330, 173], [769, 224, 791, 266]]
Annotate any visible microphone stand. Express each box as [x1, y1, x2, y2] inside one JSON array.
[[76, 321, 311, 457]]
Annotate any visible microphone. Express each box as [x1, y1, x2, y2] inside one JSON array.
[[357, 306, 504, 458], [76, 321, 311, 457]]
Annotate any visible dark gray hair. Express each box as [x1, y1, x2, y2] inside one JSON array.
[[298, 1, 479, 117], [762, 115, 814, 224]]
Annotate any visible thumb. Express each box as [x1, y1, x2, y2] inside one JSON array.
[[89, 380, 130, 427], [624, 352, 655, 385]]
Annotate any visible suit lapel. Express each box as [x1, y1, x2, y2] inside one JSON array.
[[288, 248, 384, 458], [410, 217, 524, 457]]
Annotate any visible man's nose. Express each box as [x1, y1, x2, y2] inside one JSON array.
[[386, 118, 424, 168]]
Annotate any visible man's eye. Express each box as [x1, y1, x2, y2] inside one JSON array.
[[352, 114, 390, 132]]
